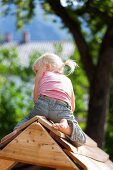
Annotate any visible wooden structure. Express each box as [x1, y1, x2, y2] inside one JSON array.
[[0, 116, 113, 170]]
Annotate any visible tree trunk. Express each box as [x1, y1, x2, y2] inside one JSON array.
[[86, 81, 109, 148], [46, 0, 113, 147], [85, 23, 113, 147], [86, 53, 113, 148]]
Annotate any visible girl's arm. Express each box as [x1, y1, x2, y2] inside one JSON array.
[[33, 69, 44, 103], [33, 73, 39, 103], [71, 90, 75, 112]]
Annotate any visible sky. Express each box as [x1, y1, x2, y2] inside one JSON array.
[[0, 2, 72, 42]]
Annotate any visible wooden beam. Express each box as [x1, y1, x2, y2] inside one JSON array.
[[84, 134, 97, 147], [37, 116, 65, 138], [0, 122, 78, 170], [0, 116, 39, 149], [64, 150, 113, 170], [0, 158, 16, 170], [105, 160, 113, 169], [51, 134, 109, 162]]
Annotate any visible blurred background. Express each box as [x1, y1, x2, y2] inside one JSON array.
[[0, 0, 113, 164]]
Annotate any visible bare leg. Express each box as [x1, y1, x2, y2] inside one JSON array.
[[52, 119, 72, 136]]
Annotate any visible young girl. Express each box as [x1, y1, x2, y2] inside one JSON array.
[[2, 53, 86, 146]]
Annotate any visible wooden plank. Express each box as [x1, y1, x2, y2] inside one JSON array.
[[64, 150, 113, 170], [56, 169, 69, 170], [76, 145, 109, 163], [48, 119, 97, 147], [16, 116, 39, 131], [37, 117, 97, 147], [0, 158, 16, 170], [0, 116, 65, 149], [0, 131, 21, 149], [105, 160, 113, 169], [0, 122, 78, 170], [50, 133, 109, 163], [50, 132, 78, 151], [0, 116, 39, 149], [37, 116, 66, 138], [84, 134, 97, 147], [64, 150, 87, 170]]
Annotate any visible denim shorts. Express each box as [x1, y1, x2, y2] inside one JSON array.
[[14, 95, 86, 146]]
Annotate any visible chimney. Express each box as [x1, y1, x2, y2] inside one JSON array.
[[5, 32, 13, 42], [22, 31, 30, 43]]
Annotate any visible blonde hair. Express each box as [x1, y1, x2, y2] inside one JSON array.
[[33, 53, 78, 75]]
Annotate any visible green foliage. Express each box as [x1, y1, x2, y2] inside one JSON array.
[[0, 0, 113, 158], [69, 50, 89, 129], [0, 48, 34, 138], [0, 0, 35, 29], [29, 50, 42, 66], [0, 81, 33, 138], [53, 42, 63, 55], [0, 48, 19, 74]]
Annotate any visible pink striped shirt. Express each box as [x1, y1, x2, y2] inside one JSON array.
[[39, 71, 74, 109]]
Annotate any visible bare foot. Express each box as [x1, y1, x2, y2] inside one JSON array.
[[52, 119, 72, 136], [1, 130, 17, 142]]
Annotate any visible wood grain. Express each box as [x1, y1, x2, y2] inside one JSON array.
[[0, 122, 78, 170], [0, 158, 16, 170], [64, 150, 112, 170]]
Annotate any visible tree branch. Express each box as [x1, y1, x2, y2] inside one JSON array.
[[98, 23, 113, 72], [46, 0, 95, 82]]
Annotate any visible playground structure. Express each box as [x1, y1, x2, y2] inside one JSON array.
[[0, 116, 113, 170]]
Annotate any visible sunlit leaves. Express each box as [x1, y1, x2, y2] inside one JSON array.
[[0, 81, 33, 138], [0, 0, 35, 29], [69, 50, 89, 126], [0, 47, 34, 138], [0, 48, 19, 74]]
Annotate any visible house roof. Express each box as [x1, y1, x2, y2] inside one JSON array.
[[0, 41, 75, 67], [0, 116, 113, 170]]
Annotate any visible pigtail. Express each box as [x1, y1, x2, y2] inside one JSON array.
[[63, 59, 78, 75]]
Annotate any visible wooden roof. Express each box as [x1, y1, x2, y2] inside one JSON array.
[[0, 116, 113, 170]]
